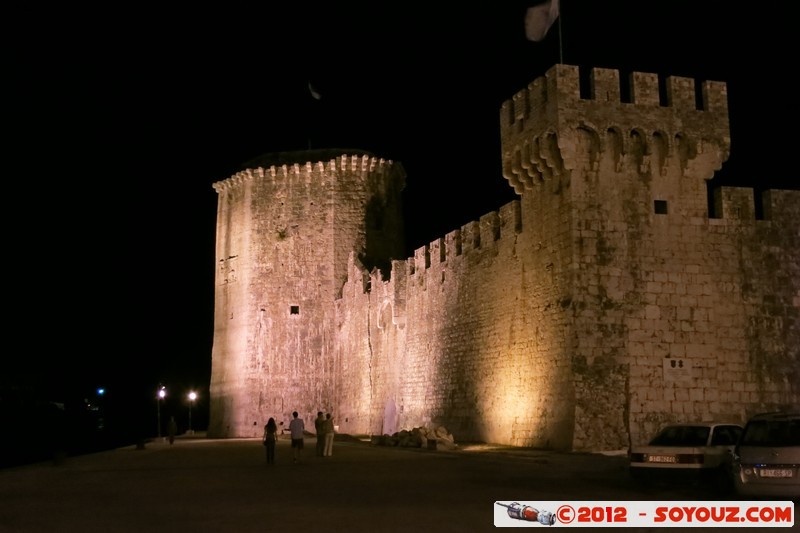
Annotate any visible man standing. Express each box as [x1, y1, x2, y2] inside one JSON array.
[[323, 413, 335, 457], [314, 411, 326, 457], [288, 411, 305, 464], [168, 416, 178, 445]]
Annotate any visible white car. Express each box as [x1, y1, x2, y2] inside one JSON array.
[[629, 423, 743, 486], [733, 411, 799, 498]]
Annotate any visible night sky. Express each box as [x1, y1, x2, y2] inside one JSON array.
[[6, 1, 796, 429]]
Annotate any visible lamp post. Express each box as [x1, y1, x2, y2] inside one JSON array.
[[157, 386, 166, 439], [188, 391, 197, 434]]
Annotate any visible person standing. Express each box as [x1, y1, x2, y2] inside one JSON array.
[[263, 417, 278, 465], [323, 413, 335, 457], [168, 416, 177, 445], [288, 411, 305, 464], [314, 411, 326, 457]]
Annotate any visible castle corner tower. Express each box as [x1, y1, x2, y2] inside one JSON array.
[[207, 149, 405, 437]]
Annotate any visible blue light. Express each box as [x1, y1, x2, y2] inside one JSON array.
[[97, 388, 105, 396]]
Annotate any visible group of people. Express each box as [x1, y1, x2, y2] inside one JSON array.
[[262, 410, 334, 465], [314, 411, 335, 458]]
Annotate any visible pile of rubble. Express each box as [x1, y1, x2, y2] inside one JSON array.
[[370, 425, 457, 450]]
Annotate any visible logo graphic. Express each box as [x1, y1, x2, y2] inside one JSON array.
[[496, 502, 556, 525]]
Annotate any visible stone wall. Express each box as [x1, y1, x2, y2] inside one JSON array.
[[330, 182, 798, 451], [208, 65, 799, 450], [333, 199, 577, 448]]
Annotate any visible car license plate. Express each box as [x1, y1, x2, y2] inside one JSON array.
[[760, 469, 793, 478], [647, 455, 676, 463]]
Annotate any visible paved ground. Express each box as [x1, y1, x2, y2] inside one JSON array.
[[0, 433, 794, 532]]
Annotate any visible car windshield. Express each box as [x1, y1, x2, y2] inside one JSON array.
[[740, 419, 800, 446], [648, 425, 710, 447]]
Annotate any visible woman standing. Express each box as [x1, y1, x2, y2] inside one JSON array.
[[263, 417, 278, 465]]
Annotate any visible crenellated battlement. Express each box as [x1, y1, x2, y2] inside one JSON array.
[[500, 64, 730, 193], [212, 152, 400, 193], [401, 201, 522, 276], [500, 64, 728, 129], [344, 201, 523, 284], [712, 186, 800, 222]]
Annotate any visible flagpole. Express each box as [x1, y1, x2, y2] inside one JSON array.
[[307, 81, 322, 150]]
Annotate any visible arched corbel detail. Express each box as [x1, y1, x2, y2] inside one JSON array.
[[576, 126, 601, 172], [651, 131, 669, 176], [530, 134, 553, 182], [519, 140, 539, 188], [502, 156, 525, 193], [545, 132, 566, 178], [675, 133, 697, 171], [510, 148, 528, 190], [629, 128, 648, 174], [606, 127, 624, 172], [685, 137, 725, 181]]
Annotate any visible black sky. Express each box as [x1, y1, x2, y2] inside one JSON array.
[[6, 2, 797, 419]]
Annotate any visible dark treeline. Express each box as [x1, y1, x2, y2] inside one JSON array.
[[0, 383, 204, 469], [1, 388, 125, 468]]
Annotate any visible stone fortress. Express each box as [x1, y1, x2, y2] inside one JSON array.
[[207, 64, 799, 451]]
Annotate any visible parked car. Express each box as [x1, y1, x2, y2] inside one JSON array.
[[629, 423, 743, 486], [732, 411, 799, 498]]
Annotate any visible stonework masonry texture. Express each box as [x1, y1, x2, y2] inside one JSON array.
[[207, 65, 799, 451]]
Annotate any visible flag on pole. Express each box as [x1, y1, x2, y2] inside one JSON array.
[[525, 0, 560, 42], [308, 81, 322, 101]]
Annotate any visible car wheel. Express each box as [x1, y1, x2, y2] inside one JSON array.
[[710, 465, 734, 495], [629, 468, 653, 488]]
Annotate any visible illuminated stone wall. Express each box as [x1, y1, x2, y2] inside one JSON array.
[[209, 65, 799, 450], [208, 152, 405, 438]]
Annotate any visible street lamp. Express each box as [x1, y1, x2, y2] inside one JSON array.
[[157, 386, 166, 439], [188, 391, 197, 434]]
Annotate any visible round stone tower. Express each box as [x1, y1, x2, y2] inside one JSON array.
[[207, 149, 405, 437]]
